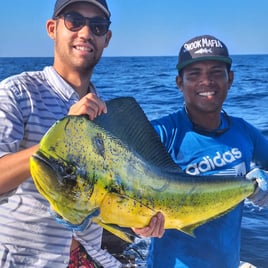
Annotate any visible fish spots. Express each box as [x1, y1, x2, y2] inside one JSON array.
[[105, 175, 126, 194], [92, 134, 105, 159]]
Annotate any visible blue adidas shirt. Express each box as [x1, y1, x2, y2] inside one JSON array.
[[148, 108, 268, 268]]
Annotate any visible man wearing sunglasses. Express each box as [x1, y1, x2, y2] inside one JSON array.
[[0, 0, 164, 267]]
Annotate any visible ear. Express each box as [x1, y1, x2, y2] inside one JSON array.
[[46, 19, 57, 40], [104, 30, 112, 48], [227, 70, 234, 90], [176, 75, 183, 92]]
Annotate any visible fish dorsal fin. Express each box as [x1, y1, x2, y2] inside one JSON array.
[[94, 97, 181, 171]]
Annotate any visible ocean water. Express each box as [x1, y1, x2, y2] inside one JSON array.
[[0, 55, 268, 267]]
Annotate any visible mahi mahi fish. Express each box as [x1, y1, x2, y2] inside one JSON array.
[[30, 97, 257, 242]]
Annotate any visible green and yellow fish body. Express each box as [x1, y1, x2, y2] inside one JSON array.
[[30, 97, 256, 242]]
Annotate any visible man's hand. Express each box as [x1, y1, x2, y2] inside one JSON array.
[[68, 93, 107, 120], [132, 212, 165, 238]]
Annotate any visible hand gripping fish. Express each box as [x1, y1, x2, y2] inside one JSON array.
[[30, 97, 263, 242]]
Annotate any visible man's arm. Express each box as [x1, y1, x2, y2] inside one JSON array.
[[0, 144, 39, 195], [0, 93, 107, 196]]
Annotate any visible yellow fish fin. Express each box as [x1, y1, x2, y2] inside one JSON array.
[[180, 205, 238, 237], [93, 218, 135, 243], [179, 225, 196, 237]]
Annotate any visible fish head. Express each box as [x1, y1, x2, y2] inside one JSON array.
[[30, 150, 97, 224], [30, 116, 106, 224]]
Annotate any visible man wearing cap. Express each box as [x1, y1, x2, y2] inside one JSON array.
[[0, 1, 122, 267], [148, 35, 268, 267]]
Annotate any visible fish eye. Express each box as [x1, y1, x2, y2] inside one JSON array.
[[54, 161, 77, 185], [62, 166, 77, 181]]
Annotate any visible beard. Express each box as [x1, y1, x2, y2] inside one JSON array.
[[54, 41, 103, 75]]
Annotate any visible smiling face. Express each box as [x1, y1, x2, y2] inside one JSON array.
[[46, 2, 112, 77], [177, 60, 233, 117]]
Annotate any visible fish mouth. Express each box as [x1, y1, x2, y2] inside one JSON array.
[[31, 151, 96, 223], [31, 152, 75, 201], [30, 151, 82, 206], [32, 151, 79, 186]]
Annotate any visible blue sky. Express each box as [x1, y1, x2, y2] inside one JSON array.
[[1, 0, 267, 57]]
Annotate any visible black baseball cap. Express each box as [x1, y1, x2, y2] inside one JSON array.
[[176, 35, 232, 71], [53, 0, 111, 19]]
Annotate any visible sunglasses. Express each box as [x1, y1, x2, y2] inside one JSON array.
[[57, 12, 111, 36]]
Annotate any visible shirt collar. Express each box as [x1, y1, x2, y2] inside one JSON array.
[[43, 66, 79, 101]]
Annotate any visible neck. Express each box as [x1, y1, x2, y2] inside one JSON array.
[[53, 66, 93, 98], [185, 106, 221, 131]]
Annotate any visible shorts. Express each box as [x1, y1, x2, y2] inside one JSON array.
[[67, 244, 103, 268]]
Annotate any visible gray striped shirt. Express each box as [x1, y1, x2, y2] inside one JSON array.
[[0, 66, 120, 267]]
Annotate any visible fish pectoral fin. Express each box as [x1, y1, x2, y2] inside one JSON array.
[[93, 218, 136, 243]]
